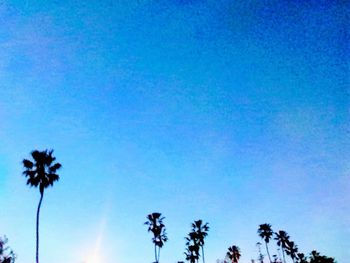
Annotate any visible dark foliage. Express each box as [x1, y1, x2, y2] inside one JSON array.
[[226, 245, 241, 263], [0, 236, 15, 263], [22, 149, 61, 263], [258, 223, 273, 263], [145, 212, 168, 263], [309, 250, 336, 263]]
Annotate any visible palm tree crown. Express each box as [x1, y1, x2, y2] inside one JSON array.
[[145, 212, 168, 263], [258, 223, 273, 243], [23, 150, 61, 194], [274, 230, 289, 250], [191, 220, 209, 247], [285, 240, 298, 263], [226, 245, 241, 263], [274, 230, 290, 263]]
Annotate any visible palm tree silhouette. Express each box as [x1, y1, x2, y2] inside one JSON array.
[[274, 230, 290, 263], [309, 250, 336, 263], [258, 223, 273, 263], [184, 243, 200, 263], [185, 231, 200, 263], [226, 245, 241, 263], [190, 220, 209, 263], [145, 212, 168, 263], [285, 240, 298, 263], [22, 149, 61, 263]]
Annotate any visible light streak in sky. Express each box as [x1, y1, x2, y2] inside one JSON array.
[[85, 216, 107, 263]]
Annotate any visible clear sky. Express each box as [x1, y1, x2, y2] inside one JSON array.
[[0, 0, 349, 263]]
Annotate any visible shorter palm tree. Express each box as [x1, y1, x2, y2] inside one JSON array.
[[185, 231, 200, 263], [184, 244, 200, 263], [226, 245, 241, 263], [189, 220, 209, 263], [258, 223, 273, 263], [274, 230, 290, 263], [145, 212, 168, 263], [285, 240, 298, 263]]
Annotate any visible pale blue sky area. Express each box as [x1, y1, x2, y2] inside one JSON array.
[[0, 1, 349, 263]]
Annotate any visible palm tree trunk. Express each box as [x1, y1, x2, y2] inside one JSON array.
[[158, 246, 161, 263], [36, 193, 44, 263], [154, 244, 157, 263], [201, 246, 205, 263], [265, 242, 272, 263], [281, 249, 286, 263]]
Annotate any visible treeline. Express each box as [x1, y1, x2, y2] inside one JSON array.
[[144, 213, 336, 263], [256, 223, 336, 263], [0, 149, 338, 263]]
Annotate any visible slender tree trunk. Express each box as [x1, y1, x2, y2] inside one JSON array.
[[201, 246, 205, 263], [36, 193, 44, 263], [154, 244, 157, 263], [157, 246, 161, 263], [265, 242, 272, 263], [281, 248, 286, 263]]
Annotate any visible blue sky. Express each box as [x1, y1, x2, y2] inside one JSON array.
[[0, 0, 349, 263]]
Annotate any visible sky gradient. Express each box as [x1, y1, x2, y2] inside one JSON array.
[[0, 1, 349, 263]]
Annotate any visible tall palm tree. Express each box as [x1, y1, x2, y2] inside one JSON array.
[[22, 149, 61, 263], [258, 223, 273, 263], [226, 245, 241, 263], [145, 212, 168, 263], [190, 220, 209, 263], [274, 231, 290, 263]]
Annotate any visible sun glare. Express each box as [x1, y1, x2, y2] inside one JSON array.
[[86, 256, 100, 263], [84, 218, 106, 263]]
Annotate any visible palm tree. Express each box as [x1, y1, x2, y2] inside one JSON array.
[[258, 223, 273, 263], [185, 232, 200, 263], [226, 245, 241, 263], [190, 220, 209, 263], [184, 244, 200, 263], [22, 149, 61, 263], [285, 240, 298, 263], [145, 212, 168, 263], [274, 231, 290, 263]]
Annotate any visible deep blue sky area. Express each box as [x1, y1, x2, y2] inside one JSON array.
[[0, 1, 349, 263]]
